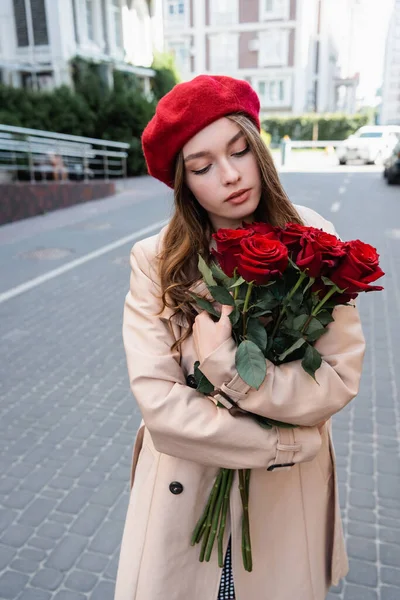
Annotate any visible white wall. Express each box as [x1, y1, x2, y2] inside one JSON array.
[[381, 2, 400, 124]]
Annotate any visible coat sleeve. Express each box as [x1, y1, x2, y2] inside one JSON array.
[[199, 300, 365, 427], [122, 240, 322, 470]]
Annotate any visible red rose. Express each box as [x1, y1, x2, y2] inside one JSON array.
[[329, 240, 384, 300], [242, 221, 280, 238], [280, 223, 317, 258], [295, 229, 346, 278], [212, 228, 252, 276], [237, 234, 289, 285]]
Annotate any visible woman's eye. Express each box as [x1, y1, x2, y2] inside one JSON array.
[[232, 144, 250, 157], [192, 165, 211, 175]]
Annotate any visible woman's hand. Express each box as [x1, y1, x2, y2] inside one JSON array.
[[192, 304, 234, 364]]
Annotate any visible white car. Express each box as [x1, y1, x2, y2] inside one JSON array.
[[336, 125, 400, 165]]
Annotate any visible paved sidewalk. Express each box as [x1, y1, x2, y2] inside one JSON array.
[[0, 170, 399, 599]]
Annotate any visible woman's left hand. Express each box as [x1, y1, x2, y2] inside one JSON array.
[[192, 304, 234, 364]]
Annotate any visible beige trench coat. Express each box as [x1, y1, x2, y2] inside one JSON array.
[[114, 204, 366, 600]]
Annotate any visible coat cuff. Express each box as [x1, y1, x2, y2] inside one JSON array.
[[266, 426, 322, 471], [199, 337, 237, 388]]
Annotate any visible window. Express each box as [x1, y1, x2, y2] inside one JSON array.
[[13, 0, 29, 47], [257, 77, 290, 107], [86, 0, 94, 41], [167, 0, 185, 24], [31, 0, 48, 45], [258, 30, 289, 66], [210, 0, 238, 26], [111, 0, 123, 48], [358, 132, 383, 138], [13, 0, 48, 46], [168, 41, 189, 75], [72, 0, 79, 43], [260, 0, 290, 20], [209, 33, 238, 73]]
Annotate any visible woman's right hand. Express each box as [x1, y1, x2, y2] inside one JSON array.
[[192, 304, 234, 364]]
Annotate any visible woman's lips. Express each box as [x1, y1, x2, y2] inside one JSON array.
[[226, 189, 251, 205]]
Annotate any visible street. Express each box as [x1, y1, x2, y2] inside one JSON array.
[[0, 163, 399, 600]]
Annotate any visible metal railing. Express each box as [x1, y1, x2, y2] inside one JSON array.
[[0, 124, 130, 183]]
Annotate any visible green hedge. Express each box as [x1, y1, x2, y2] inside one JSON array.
[[262, 113, 370, 145], [0, 55, 179, 176]]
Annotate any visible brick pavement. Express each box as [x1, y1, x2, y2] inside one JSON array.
[[0, 171, 399, 599]]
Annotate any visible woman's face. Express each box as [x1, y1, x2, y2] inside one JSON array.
[[183, 117, 262, 231]]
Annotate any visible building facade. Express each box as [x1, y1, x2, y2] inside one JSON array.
[[0, 0, 162, 93], [381, 0, 400, 125], [163, 0, 343, 116]]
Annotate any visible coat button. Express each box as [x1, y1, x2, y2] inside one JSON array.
[[186, 374, 197, 389], [169, 481, 184, 495]]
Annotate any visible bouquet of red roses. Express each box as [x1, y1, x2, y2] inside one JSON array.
[[189, 221, 384, 572]]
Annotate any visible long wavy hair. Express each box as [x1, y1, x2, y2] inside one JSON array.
[[156, 113, 304, 351]]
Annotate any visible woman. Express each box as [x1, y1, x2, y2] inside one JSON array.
[[114, 75, 365, 600]]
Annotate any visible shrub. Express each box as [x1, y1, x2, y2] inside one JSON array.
[[151, 52, 180, 101], [262, 113, 370, 145]]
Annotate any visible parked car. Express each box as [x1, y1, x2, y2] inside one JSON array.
[[383, 140, 400, 184], [336, 125, 400, 165]]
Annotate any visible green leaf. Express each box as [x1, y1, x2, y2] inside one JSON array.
[[293, 314, 309, 330], [288, 290, 304, 312], [246, 318, 268, 351], [270, 278, 286, 300], [304, 317, 326, 341], [210, 261, 234, 287], [321, 276, 336, 287], [198, 255, 217, 287], [255, 415, 297, 429], [280, 328, 303, 340], [306, 317, 324, 335], [288, 256, 300, 271], [235, 340, 267, 390], [194, 361, 215, 394], [208, 285, 235, 306], [252, 292, 279, 311], [303, 276, 316, 294], [316, 310, 335, 326], [301, 344, 322, 382], [307, 328, 327, 343], [229, 276, 246, 289], [229, 307, 241, 327], [250, 308, 273, 319], [189, 294, 220, 317], [278, 337, 306, 361], [253, 416, 273, 429]]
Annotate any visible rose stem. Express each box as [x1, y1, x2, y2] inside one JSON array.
[[191, 476, 216, 545], [312, 285, 338, 315], [199, 469, 223, 562], [239, 469, 252, 571], [205, 469, 229, 562], [245, 468, 251, 497], [218, 469, 234, 567], [271, 271, 307, 339], [301, 286, 339, 333], [242, 281, 254, 337], [244, 469, 252, 571], [239, 470, 253, 571]]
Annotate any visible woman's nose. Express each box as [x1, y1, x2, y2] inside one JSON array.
[[220, 159, 241, 185]]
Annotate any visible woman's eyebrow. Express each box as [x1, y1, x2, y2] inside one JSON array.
[[184, 131, 244, 163]]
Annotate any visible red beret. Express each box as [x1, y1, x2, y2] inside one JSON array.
[[141, 75, 260, 188]]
